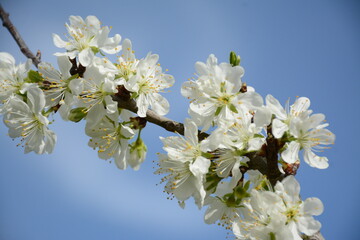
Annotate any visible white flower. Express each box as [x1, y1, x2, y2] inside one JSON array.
[[86, 113, 135, 169], [115, 39, 139, 82], [281, 113, 335, 168], [53, 15, 121, 66], [265, 95, 312, 138], [124, 52, 174, 117], [38, 56, 84, 120], [274, 176, 324, 237], [156, 118, 210, 207], [181, 54, 263, 130], [0, 52, 32, 104], [232, 176, 324, 240], [76, 63, 119, 128], [3, 86, 56, 154], [232, 189, 291, 240], [204, 180, 251, 228]]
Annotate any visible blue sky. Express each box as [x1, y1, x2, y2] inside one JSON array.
[[0, 0, 359, 239]]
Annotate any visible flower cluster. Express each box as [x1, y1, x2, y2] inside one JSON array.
[[1, 15, 335, 240], [156, 54, 335, 239], [0, 15, 174, 171]]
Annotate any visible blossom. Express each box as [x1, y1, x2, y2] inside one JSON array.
[[115, 39, 139, 82], [0, 52, 32, 104], [181, 54, 263, 130], [264, 95, 312, 138], [274, 176, 324, 237], [124, 52, 174, 117], [75, 63, 119, 128], [38, 56, 84, 120], [86, 113, 135, 169], [281, 113, 335, 169], [156, 118, 210, 207], [53, 15, 121, 66], [3, 86, 56, 154], [232, 176, 323, 240]]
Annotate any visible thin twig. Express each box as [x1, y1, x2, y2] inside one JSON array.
[[0, 4, 40, 67]]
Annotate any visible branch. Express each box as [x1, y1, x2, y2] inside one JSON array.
[[0, 4, 40, 67], [112, 95, 209, 140]]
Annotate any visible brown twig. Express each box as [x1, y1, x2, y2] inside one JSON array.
[[0, 4, 40, 67], [112, 95, 209, 140]]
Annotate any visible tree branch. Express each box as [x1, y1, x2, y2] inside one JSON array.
[[0, 4, 40, 67], [112, 95, 209, 140]]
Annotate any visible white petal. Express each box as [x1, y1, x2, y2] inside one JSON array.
[[281, 141, 300, 164], [272, 118, 288, 138], [57, 55, 72, 79], [184, 118, 198, 146], [190, 156, 210, 177], [52, 33, 68, 48], [136, 93, 149, 117], [254, 106, 272, 127], [291, 97, 310, 115], [26, 86, 45, 113], [277, 175, 300, 200], [303, 150, 329, 169], [78, 48, 94, 67], [297, 216, 322, 236], [0, 52, 15, 67], [150, 93, 169, 116], [266, 94, 287, 119], [303, 197, 324, 216]]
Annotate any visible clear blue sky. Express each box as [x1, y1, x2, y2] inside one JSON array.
[[0, 0, 359, 239]]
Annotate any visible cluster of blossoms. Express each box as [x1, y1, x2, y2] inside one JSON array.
[[1, 15, 335, 240], [156, 53, 335, 239], [0, 15, 174, 170]]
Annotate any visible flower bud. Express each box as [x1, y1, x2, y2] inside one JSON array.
[[128, 138, 147, 170]]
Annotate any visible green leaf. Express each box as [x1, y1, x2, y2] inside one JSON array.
[[27, 70, 43, 83], [229, 103, 238, 113], [68, 107, 87, 122]]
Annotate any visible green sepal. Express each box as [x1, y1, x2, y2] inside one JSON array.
[[68, 107, 87, 122], [67, 73, 79, 81], [240, 161, 249, 167], [204, 172, 222, 192], [269, 232, 276, 240], [220, 81, 226, 93], [201, 152, 214, 159], [131, 92, 139, 99], [27, 70, 43, 83], [90, 46, 100, 55], [254, 133, 264, 138], [234, 183, 251, 200], [229, 103, 238, 113], [215, 107, 222, 116]]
